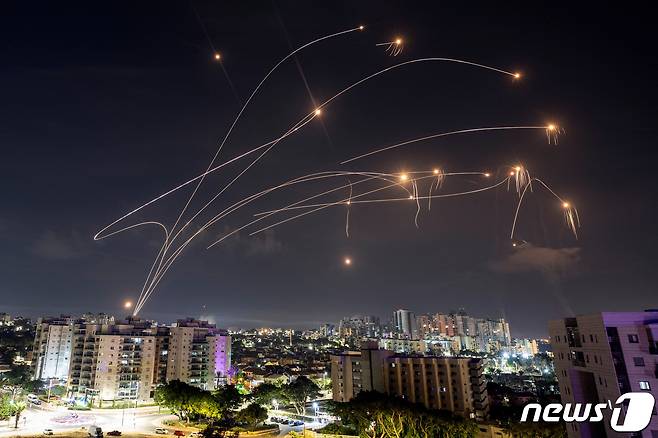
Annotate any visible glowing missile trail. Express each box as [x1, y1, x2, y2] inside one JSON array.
[[376, 38, 404, 56], [341, 125, 556, 164], [93, 25, 578, 315]]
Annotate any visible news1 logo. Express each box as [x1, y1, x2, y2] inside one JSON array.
[[520, 392, 655, 432]]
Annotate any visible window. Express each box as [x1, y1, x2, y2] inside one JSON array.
[[639, 381, 651, 390], [633, 357, 645, 367], [628, 334, 639, 343]]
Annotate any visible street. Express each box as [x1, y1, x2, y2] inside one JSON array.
[[0, 404, 175, 437]]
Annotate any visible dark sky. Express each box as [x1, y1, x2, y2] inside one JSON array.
[[1, 1, 657, 337]]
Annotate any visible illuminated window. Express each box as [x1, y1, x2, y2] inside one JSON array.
[[639, 381, 651, 390]]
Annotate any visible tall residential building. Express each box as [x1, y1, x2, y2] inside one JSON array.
[[331, 345, 488, 419], [67, 318, 157, 403], [32, 316, 74, 380], [330, 343, 392, 402], [164, 319, 231, 390], [393, 309, 418, 339], [385, 355, 488, 419], [33, 315, 231, 403], [549, 311, 658, 438]]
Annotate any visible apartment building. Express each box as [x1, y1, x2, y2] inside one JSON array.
[[166, 319, 231, 390], [33, 316, 231, 403], [331, 345, 488, 419], [32, 315, 74, 380], [549, 311, 658, 438], [330, 344, 392, 402], [385, 355, 488, 419]]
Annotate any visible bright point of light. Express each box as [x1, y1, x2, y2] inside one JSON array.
[[399, 173, 408, 181], [346, 200, 351, 205], [395, 38, 402, 45], [433, 168, 439, 175], [515, 166, 522, 172], [513, 72, 521, 79], [484, 172, 491, 177], [214, 53, 221, 60], [314, 108, 322, 116], [512, 242, 517, 247], [562, 202, 570, 208], [124, 301, 132, 309], [509, 171, 515, 176], [358, 25, 365, 30], [409, 195, 414, 200], [344, 257, 352, 266], [547, 124, 556, 131]]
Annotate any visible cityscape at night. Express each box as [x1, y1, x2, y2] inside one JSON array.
[[1, 2, 657, 437]]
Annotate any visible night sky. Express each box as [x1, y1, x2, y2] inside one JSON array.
[[2, 2, 657, 337]]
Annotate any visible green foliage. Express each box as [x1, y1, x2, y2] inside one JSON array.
[[155, 380, 207, 422], [283, 376, 322, 415], [316, 422, 358, 435], [250, 382, 282, 406], [235, 403, 267, 428], [154, 381, 244, 426], [0, 394, 14, 421], [328, 391, 479, 438]]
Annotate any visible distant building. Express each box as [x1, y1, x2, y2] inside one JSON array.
[[377, 338, 428, 354], [549, 311, 658, 438], [393, 309, 418, 339], [330, 344, 488, 419]]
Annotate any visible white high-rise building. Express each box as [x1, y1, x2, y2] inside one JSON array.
[[393, 309, 418, 339], [32, 316, 74, 380]]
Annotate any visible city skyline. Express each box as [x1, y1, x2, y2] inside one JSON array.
[[2, 2, 657, 339]]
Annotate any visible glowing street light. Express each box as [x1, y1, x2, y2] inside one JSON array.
[[124, 301, 132, 309], [344, 257, 352, 266], [214, 53, 221, 60]]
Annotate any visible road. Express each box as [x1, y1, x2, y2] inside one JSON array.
[[0, 404, 175, 437]]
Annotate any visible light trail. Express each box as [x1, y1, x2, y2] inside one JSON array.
[[246, 174, 510, 237], [510, 178, 580, 241], [376, 38, 404, 56], [341, 126, 556, 164], [93, 25, 579, 315]]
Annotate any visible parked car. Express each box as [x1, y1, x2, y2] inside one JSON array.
[[189, 433, 203, 437], [107, 431, 122, 436], [43, 429, 54, 436], [292, 420, 304, 426], [173, 431, 185, 437], [155, 428, 168, 435], [88, 425, 103, 437]]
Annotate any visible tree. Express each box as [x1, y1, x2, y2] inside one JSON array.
[[250, 383, 282, 406], [154, 380, 205, 422], [11, 399, 26, 429], [328, 391, 479, 438], [0, 394, 13, 421], [235, 403, 267, 428], [283, 376, 321, 415]]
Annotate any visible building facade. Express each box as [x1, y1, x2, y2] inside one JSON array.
[[32, 315, 231, 403], [385, 355, 488, 419], [32, 316, 74, 380], [393, 309, 419, 339], [549, 311, 658, 438], [331, 346, 488, 419]]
